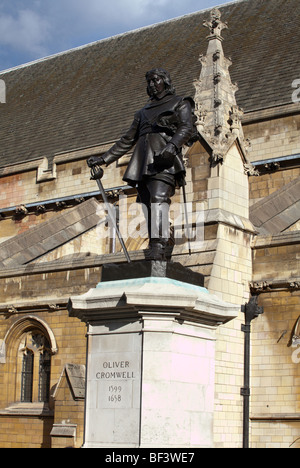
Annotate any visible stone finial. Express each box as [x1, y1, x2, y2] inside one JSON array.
[[203, 8, 228, 41]]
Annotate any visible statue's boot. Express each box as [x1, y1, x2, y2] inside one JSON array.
[[146, 201, 170, 261]]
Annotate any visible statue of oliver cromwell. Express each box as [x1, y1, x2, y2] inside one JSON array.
[[88, 68, 195, 260]]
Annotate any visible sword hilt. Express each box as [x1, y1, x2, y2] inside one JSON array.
[[90, 164, 104, 180]]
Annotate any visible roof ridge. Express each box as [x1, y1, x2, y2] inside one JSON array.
[[0, 0, 245, 75]]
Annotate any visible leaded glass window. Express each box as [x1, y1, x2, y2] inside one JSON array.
[[38, 350, 51, 402], [19, 332, 51, 403], [21, 350, 34, 402]]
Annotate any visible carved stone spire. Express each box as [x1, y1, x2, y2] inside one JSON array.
[[194, 8, 251, 166]]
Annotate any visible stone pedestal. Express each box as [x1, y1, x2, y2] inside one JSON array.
[[68, 261, 239, 448]]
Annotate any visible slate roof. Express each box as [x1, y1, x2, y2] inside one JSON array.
[[0, 0, 299, 169], [250, 177, 300, 234], [0, 198, 101, 269]]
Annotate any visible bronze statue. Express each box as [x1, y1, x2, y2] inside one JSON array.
[[88, 68, 196, 260]]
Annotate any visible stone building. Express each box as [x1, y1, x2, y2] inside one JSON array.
[[0, 0, 299, 448]]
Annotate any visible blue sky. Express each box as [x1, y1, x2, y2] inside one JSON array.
[[0, 0, 232, 71]]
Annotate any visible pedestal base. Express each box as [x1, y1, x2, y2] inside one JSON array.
[[68, 261, 239, 448]]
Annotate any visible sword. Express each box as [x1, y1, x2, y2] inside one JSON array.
[[90, 164, 131, 263], [182, 182, 192, 256]]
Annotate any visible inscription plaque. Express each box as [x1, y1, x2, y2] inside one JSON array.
[[95, 357, 138, 409], [85, 329, 142, 447]]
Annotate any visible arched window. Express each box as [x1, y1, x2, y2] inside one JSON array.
[[2, 316, 57, 410], [19, 331, 52, 403]]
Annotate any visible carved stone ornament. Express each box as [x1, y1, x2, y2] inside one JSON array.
[[250, 281, 271, 293], [290, 282, 300, 290], [48, 304, 60, 311], [7, 305, 18, 315], [250, 281, 300, 294], [203, 8, 228, 40], [229, 105, 244, 134], [36, 205, 46, 214], [15, 205, 28, 216], [264, 162, 280, 172], [210, 151, 224, 166], [244, 163, 260, 176]]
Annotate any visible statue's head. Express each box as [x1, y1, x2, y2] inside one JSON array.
[[145, 68, 175, 97]]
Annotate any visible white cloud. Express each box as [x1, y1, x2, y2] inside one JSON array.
[[67, 0, 201, 31], [57, 0, 228, 45], [0, 9, 51, 57]]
